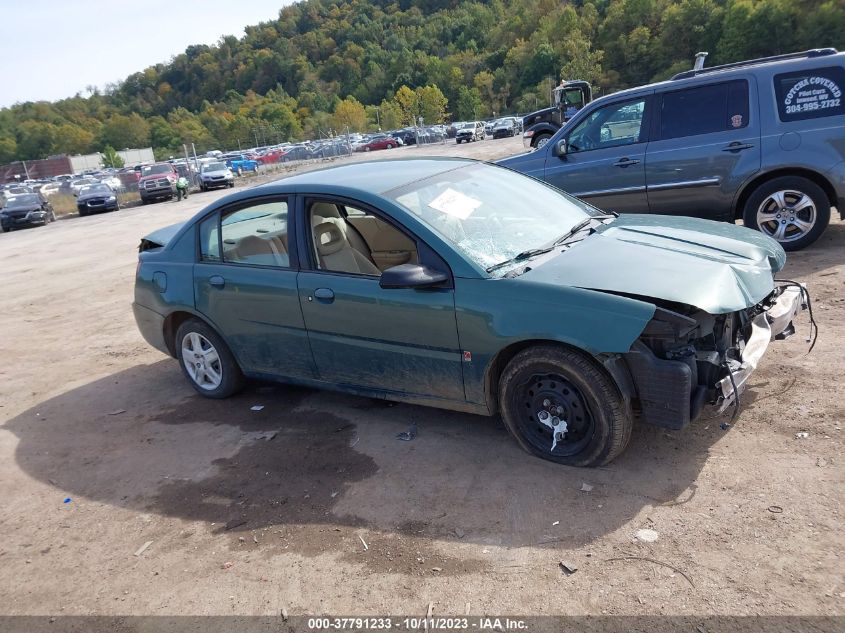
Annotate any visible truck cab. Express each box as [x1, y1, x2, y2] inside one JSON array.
[[522, 80, 593, 149]]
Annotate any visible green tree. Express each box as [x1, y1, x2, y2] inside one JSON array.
[[415, 85, 448, 124], [100, 113, 150, 149], [330, 96, 367, 132], [54, 124, 95, 155], [393, 85, 417, 126], [0, 136, 18, 164], [101, 145, 125, 168], [455, 86, 482, 120]]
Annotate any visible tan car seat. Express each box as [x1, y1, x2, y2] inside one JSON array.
[[313, 222, 380, 275], [234, 234, 287, 267], [311, 202, 376, 265]]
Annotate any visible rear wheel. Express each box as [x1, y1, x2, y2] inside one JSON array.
[[175, 319, 244, 398], [742, 176, 830, 251], [498, 345, 632, 467]]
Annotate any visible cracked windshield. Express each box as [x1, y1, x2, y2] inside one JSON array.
[[389, 163, 603, 274]]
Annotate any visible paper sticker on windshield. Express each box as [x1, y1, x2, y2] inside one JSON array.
[[428, 188, 482, 220]]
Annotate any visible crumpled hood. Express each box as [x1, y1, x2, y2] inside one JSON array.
[[142, 221, 185, 248], [521, 214, 786, 314]]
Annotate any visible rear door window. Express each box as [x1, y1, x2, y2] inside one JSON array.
[[658, 80, 749, 140], [774, 66, 845, 122]]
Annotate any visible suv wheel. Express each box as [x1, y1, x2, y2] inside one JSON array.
[[533, 133, 553, 149], [742, 176, 830, 251]]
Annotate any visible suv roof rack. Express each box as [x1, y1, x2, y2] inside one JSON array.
[[671, 48, 839, 80]]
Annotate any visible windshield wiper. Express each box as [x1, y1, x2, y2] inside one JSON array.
[[551, 214, 616, 246], [485, 246, 555, 273]]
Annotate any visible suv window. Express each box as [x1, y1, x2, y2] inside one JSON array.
[[774, 65, 845, 122], [567, 98, 647, 152], [659, 80, 749, 140], [200, 201, 290, 267]]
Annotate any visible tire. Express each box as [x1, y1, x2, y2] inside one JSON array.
[[364, 147, 371, 152], [78, 208, 88, 217], [141, 198, 148, 205], [533, 133, 553, 149], [228, 182, 235, 188], [741, 176, 830, 251], [498, 345, 632, 467], [456, 139, 461, 144], [237, 167, 243, 176], [175, 318, 244, 399], [387, 144, 394, 149]]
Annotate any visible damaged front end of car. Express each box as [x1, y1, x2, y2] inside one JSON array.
[[619, 283, 812, 430]]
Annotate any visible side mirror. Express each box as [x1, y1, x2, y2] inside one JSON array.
[[553, 138, 567, 157], [379, 263, 448, 289]]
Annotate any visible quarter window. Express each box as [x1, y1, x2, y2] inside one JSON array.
[[774, 66, 845, 122], [218, 200, 290, 267], [567, 98, 647, 152], [659, 80, 749, 140]]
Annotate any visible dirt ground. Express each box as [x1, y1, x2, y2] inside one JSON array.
[[0, 136, 842, 618]]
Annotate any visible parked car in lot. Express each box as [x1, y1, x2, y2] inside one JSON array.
[[355, 135, 398, 152], [456, 121, 485, 143], [0, 193, 55, 231], [139, 163, 178, 204], [492, 118, 518, 138], [76, 183, 119, 216], [225, 154, 259, 175], [132, 158, 807, 467], [500, 48, 845, 251], [198, 162, 235, 191]]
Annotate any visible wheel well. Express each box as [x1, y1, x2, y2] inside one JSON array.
[[484, 339, 612, 414], [162, 311, 196, 357], [734, 168, 837, 219]]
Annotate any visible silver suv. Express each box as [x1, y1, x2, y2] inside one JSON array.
[[500, 49, 845, 251]]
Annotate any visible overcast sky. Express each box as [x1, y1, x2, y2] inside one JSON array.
[[0, 0, 295, 108]]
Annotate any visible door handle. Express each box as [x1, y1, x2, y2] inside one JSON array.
[[613, 157, 640, 167], [314, 287, 335, 304], [208, 275, 225, 288], [722, 142, 755, 152]]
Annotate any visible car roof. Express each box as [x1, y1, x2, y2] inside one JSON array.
[[254, 157, 477, 195], [590, 49, 845, 106]]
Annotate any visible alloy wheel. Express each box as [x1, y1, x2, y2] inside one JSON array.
[[756, 189, 817, 243], [181, 332, 223, 390]]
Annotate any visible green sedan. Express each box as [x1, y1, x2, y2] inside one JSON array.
[[133, 158, 808, 467]]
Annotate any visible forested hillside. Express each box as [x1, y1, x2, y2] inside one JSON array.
[[2, 0, 843, 161]]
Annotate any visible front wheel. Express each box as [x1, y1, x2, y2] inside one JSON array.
[[175, 319, 244, 398], [741, 176, 830, 251], [532, 133, 553, 149], [498, 345, 632, 467]]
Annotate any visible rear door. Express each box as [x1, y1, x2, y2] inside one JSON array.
[[645, 77, 761, 220], [544, 95, 652, 214], [193, 196, 317, 379]]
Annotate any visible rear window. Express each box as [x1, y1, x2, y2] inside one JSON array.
[[659, 80, 749, 140], [774, 66, 845, 122]]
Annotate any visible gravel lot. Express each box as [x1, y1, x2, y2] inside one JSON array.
[[0, 136, 842, 618]]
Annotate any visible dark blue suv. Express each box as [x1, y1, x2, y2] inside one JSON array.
[[500, 49, 845, 250]]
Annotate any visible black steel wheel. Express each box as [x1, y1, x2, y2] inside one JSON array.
[[499, 345, 632, 467]]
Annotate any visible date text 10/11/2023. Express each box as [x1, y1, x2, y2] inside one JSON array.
[[306, 617, 528, 630]]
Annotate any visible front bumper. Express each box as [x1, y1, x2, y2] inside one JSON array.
[[202, 176, 233, 188], [625, 284, 807, 429], [0, 211, 46, 228], [715, 284, 805, 412]]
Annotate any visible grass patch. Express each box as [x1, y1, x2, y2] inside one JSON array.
[[51, 191, 141, 217]]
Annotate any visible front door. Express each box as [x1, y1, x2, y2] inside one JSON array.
[[645, 77, 761, 220], [193, 197, 317, 379], [297, 197, 465, 402], [544, 95, 652, 214]]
